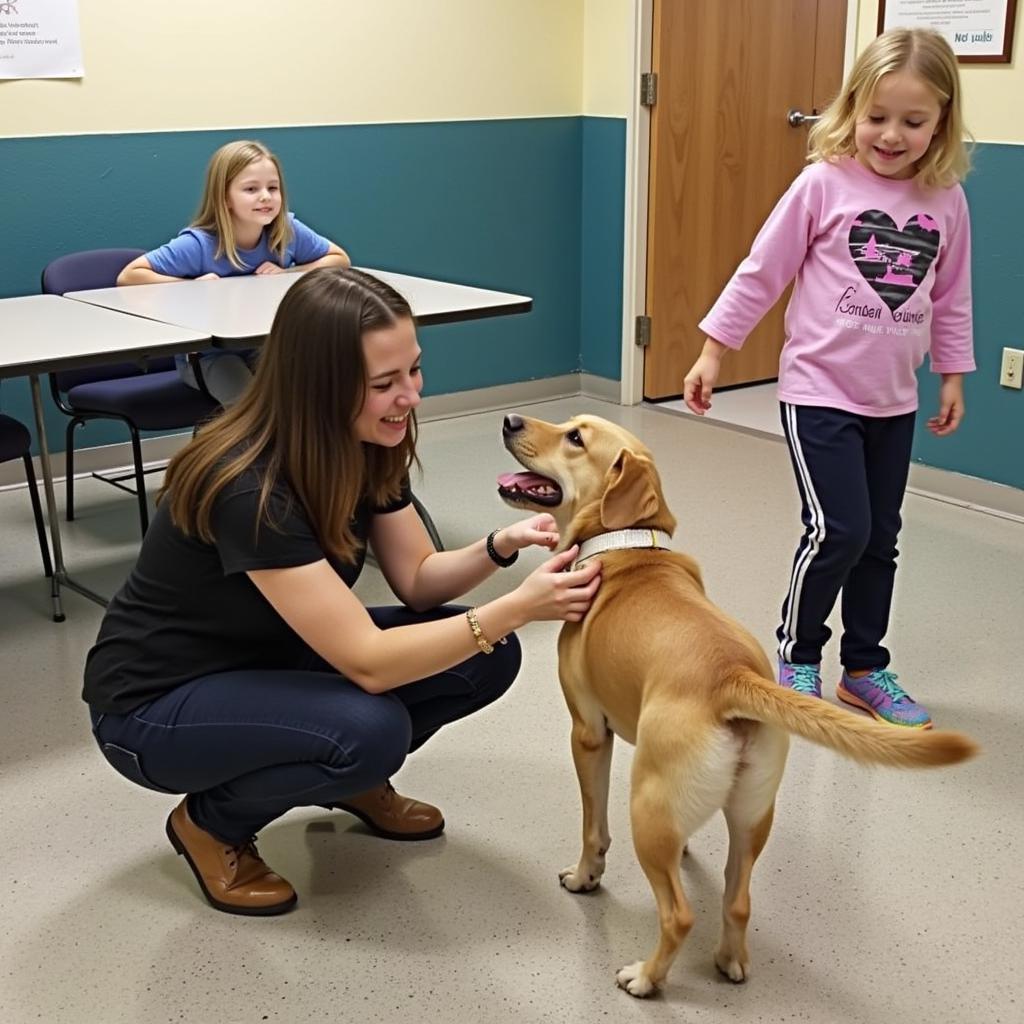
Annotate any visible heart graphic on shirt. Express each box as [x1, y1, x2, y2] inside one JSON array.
[[848, 210, 940, 313]]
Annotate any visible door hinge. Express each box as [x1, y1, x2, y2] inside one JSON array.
[[634, 315, 652, 347], [640, 72, 658, 107]]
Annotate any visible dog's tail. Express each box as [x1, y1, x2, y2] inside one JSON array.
[[720, 669, 978, 768]]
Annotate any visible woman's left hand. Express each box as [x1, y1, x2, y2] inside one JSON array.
[[494, 514, 560, 555], [255, 262, 287, 276]]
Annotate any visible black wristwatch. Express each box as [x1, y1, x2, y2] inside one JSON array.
[[486, 529, 519, 568]]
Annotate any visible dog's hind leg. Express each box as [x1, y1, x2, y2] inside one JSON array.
[[559, 700, 614, 893], [617, 709, 737, 997], [715, 725, 788, 982]]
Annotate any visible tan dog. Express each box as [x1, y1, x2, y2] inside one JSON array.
[[498, 413, 977, 999]]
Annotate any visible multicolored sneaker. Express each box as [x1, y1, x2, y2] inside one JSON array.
[[777, 659, 822, 697], [837, 669, 932, 729]]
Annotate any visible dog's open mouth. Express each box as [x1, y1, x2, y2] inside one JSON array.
[[497, 471, 563, 507]]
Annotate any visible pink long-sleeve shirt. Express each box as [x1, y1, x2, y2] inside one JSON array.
[[699, 156, 975, 416]]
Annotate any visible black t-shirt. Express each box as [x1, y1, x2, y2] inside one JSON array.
[[82, 467, 411, 713]]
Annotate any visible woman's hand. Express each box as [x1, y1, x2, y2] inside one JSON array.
[[927, 374, 965, 437], [493, 513, 559, 556], [196, 272, 220, 281], [683, 338, 728, 415], [254, 262, 286, 275], [513, 546, 601, 623]]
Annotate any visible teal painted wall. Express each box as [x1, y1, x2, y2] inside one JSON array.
[[912, 143, 1024, 491], [2, 122, 1021, 493], [0, 118, 584, 451], [580, 117, 626, 380]]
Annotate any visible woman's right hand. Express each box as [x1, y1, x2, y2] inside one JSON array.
[[513, 546, 601, 623], [683, 339, 727, 415]]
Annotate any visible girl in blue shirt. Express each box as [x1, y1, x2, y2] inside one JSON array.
[[118, 139, 349, 404]]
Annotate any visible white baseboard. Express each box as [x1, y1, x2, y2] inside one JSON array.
[[0, 375, 590, 491], [0, 431, 192, 492], [906, 462, 1024, 522], [416, 374, 583, 421], [579, 373, 621, 402], [4, 373, 1021, 522]]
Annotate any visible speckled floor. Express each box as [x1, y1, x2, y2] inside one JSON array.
[[1, 397, 1021, 1024]]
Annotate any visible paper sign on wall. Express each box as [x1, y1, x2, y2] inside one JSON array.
[[0, 0, 83, 79], [878, 0, 1018, 62]]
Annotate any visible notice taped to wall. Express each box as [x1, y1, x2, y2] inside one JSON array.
[[0, 0, 83, 79]]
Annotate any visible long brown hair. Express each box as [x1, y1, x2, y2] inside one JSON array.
[[808, 28, 972, 189], [192, 140, 293, 268], [160, 268, 419, 563]]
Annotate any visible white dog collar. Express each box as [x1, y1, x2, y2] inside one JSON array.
[[573, 528, 673, 569]]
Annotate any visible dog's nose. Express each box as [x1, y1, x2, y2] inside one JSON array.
[[503, 414, 525, 437]]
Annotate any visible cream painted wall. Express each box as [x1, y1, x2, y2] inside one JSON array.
[[577, 0, 1024, 135], [582, 0, 634, 117], [0, 0, 584, 137], [857, 0, 1024, 143]]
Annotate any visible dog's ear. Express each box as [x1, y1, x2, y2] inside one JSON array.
[[600, 448, 660, 530]]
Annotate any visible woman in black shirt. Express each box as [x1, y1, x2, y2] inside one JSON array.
[[84, 268, 601, 916]]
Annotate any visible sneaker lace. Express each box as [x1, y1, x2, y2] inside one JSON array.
[[868, 669, 910, 703], [789, 663, 820, 694]]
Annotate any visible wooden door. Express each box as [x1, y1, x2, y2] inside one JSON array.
[[643, 0, 847, 399]]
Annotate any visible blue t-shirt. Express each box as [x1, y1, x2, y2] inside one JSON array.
[[145, 212, 331, 278]]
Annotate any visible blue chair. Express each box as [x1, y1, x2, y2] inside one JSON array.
[[41, 249, 220, 536], [0, 414, 53, 578]]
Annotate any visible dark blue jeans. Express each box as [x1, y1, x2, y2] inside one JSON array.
[[89, 605, 521, 843], [776, 403, 915, 670]]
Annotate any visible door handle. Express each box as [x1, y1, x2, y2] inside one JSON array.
[[787, 108, 822, 127]]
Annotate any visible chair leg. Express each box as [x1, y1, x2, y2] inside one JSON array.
[[128, 426, 149, 535], [411, 492, 444, 551], [22, 454, 54, 578], [65, 418, 80, 522]]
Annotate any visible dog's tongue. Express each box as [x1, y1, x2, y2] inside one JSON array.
[[498, 472, 553, 490]]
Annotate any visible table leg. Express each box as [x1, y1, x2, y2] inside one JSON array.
[[29, 374, 108, 620]]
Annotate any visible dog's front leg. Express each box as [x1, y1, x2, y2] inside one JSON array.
[[559, 708, 613, 893]]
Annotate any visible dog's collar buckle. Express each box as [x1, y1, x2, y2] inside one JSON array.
[[573, 528, 673, 569]]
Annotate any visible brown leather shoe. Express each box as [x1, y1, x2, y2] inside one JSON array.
[[332, 781, 445, 841], [166, 799, 297, 916]]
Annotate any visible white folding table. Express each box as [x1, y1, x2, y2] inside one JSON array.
[[66, 268, 533, 550], [0, 295, 210, 620], [3, 271, 531, 618], [66, 267, 533, 342]]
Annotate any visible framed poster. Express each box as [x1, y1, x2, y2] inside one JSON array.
[[878, 0, 1018, 62]]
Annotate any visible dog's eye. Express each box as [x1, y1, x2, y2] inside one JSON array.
[[566, 429, 584, 448]]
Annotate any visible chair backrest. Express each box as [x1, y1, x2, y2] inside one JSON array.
[[41, 248, 144, 297], [0, 414, 32, 465], [41, 248, 148, 392]]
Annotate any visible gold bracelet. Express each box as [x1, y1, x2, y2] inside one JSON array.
[[466, 607, 495, 654]]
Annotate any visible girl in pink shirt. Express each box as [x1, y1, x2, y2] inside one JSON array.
[[684, 29, 975, 728]]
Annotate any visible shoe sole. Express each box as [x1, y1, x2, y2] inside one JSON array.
[[333, 804, 446, 842], [836, 685, 933, 730], [165, 813, 298, 916]]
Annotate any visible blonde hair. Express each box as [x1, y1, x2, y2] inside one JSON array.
[[192, 140, 293, 269], [808, 28, 971, 189], [160, 268, 418, 564]]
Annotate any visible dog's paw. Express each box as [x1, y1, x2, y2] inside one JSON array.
[[558, 865, 601, 893], [714, 949, 750, 983], [616, 961, 658, 998]]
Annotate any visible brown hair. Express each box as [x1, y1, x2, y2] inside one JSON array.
[[808, 28, 972, 189], [192, 140, 293, 269], [160, 268, 418, 563]]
